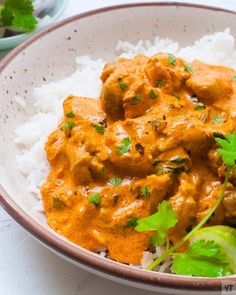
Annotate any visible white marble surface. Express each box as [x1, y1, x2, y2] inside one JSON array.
[[1, 0, 236, 294]]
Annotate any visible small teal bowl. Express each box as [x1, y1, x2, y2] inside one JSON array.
[[0, 0, 69, 51]]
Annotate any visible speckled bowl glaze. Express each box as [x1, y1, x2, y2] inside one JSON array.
[[0, 3, 236, 294]]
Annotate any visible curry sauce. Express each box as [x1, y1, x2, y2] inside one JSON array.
[[41, 53, 236, 264]]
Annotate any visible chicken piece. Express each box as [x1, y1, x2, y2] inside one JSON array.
[[168, 172, 200, 243], [100, 55, 160, 119], [63, 95, 105, 123], [145, 52, 190, 92], [186, 60, 234, 104], [65, 122, 105, 184], [98, 174, 173, 229], [104, 115, 166, 176], [158, 116, 211, 156]]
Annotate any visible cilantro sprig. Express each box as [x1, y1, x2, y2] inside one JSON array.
[[134, 132, 236, 277], [172, 240, 229, 277], [135, 201, 177, 247], [0, 0, 37, 32]]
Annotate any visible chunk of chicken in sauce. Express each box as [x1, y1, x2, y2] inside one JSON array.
[[42, 53, 236, 265]]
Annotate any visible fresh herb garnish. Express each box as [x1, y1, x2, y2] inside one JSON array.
[[66, 112, 75, 118], [170, 157, 185, 163], [140, 186, 150, 198], [0, 0, 37, 32], [213, 114, 225, 125], [194, 105, 205, 111], [172, 240, 229, 277], [168, 54, 176, 65], [156, 79, 165, 88], [88, 193, 101, 206], [117, 137, 131, 155], [153, 159, 161, 165], [136, 201, 177, 246], [140, 132, 236, 276], [232, 74, 236, 81], [127, 217, 138, 228], [62, 121, 75, 131], [108, 177, 123, 186], [149, 89, 157, 100], [91, 123, 105, 134], [134, 94, 141, 104], [171, 94, 180, 100], [185, 64, 193, 75], [119, 81, 127, 90]]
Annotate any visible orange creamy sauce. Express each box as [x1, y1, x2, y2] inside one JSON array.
[[41, 53, 236, 265]]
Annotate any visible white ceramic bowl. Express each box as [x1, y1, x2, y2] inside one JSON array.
[[0, 3, 236, 294]]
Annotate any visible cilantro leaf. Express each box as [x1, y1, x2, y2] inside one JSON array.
[[216, 132, 236, 167], [62, 121, 75, 131], [170, 156, 185, 163], [149, 232, 166, 247], [119, 81, 127, 90], [149, 89, 157, 100], [88, 193, 101, 206], [117, 137, 131, 155], [134, 94, 141, 104], [171, 93, 180, 100], [66, 112, 75, 118], [184, 64, 193, 75], [108, 177, 122, 186], [140, 186, 150, 198], [91, 123, 104, 135], [232, 74, 236, 81], [213, 114, 225, 125], [194, 105, 205, 111], [126, 217, 138, 228], [168, 54, 176, 65], [135, 201, 177, 246], [1, 0, 37, 32], [172, 240, 229, 277]]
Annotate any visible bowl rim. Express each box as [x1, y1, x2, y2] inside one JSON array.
[[1, 2, 236, 291]]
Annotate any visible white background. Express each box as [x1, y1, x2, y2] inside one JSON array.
[[1, 1, 236, 294]]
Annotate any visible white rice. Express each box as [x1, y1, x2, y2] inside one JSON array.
[[14, 28, 236, 269]]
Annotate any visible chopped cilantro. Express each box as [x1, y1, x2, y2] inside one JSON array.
[[66, 112, 75, 118], [149, 89, 157, 100], [170, 157, 185, 163], [117, 137, 131, 155], [119, 81, 127, 90], [171, 94, 180, 100], [168, 54, 176, 65], [232, 74, 236, 81], [88, 193, 101, 206], [91, 123, 105, 134], [140, 186, 150, 198], [62, 121, 75, 131], [213, 114, 225, 125], [185, 64, 193, 75], [156, 79, 165, 88], [194, 105, 205, 111], [134, 94, 141, 103], [108, 177, 123, 186]]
